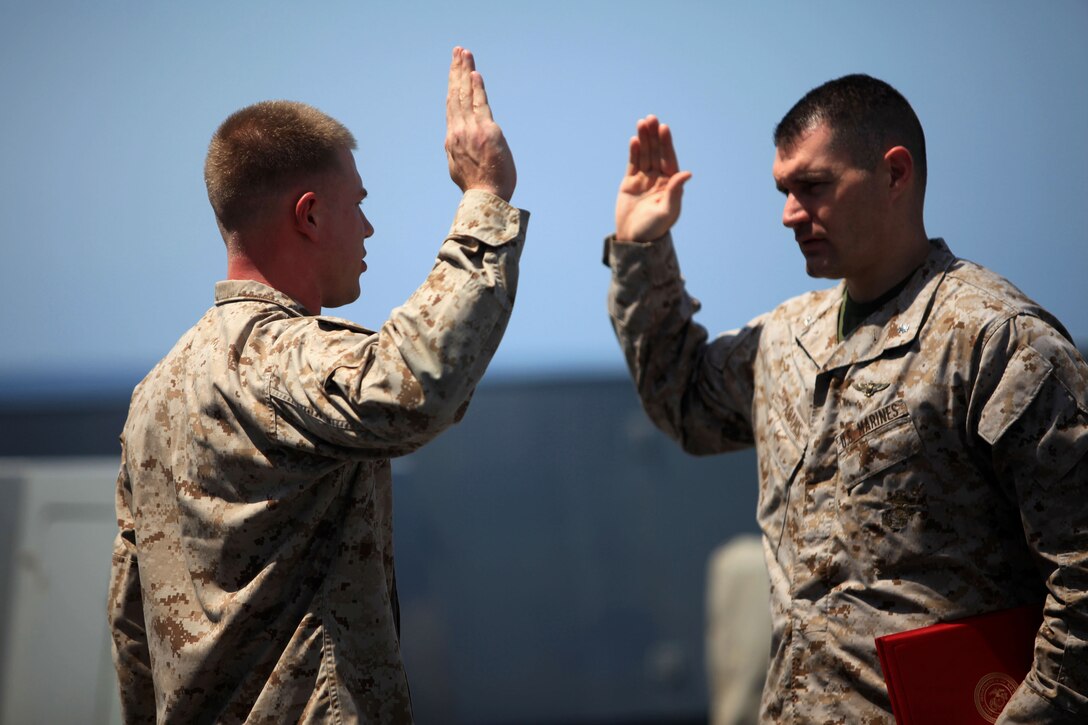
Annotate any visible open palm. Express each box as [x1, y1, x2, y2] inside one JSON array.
[[615, 115, 692, 242]]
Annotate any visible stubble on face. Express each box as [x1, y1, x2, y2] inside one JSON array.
[[773, 125, 885, 287]]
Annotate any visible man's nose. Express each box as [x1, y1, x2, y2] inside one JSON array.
[[782, 194, 808, 228]]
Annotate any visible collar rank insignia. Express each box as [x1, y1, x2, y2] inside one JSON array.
[[852, 380, 890, 398]]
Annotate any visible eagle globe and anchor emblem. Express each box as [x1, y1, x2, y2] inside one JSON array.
[[973, 672, 1019, 723]]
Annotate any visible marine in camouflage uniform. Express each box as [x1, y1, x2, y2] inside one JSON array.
[[606, 78, 1088, 722], [108, 48, 525, 723]]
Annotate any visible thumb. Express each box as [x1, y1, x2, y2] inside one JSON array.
[[666, 171, 693, 205]]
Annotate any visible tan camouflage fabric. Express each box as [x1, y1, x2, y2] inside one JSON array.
[[606, 236, 1088, 723], [108, 190, 528, 724]]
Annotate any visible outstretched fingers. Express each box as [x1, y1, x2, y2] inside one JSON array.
[[636, 117, 654, 174], [634, 115, 683, 177], [616, 114, 691, 242], [447, 47, 474, 121], [447, 48, 494, 125], [458, 49, 476, 115], [626, 135, 640, 177], [659, 123, 680, 175], [446, 47, 462, 124], [471, 71, 494, 121], [443, 46, 516, 201]]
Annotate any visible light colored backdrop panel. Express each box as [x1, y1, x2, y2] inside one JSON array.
[[0, 459, 122, 725]]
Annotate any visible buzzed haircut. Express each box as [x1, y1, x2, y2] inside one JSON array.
[[774, 74, 927, 192], [205, 100, 356, 231]]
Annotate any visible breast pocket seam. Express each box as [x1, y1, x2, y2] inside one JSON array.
[[839, 413, 923, 493]]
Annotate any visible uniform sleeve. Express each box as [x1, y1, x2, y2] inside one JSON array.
[[106, 451, 157, 723], [267, 190, 529, 457], [973, 317, 1088, 723], [605, 233, 759, 455]]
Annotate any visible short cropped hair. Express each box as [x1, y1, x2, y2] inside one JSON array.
[[774, 74, 927, 192], [204, 100, 356, 231]]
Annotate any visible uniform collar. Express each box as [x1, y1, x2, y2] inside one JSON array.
[[213, 280, 313, 317], [796, 239, 956, 371]]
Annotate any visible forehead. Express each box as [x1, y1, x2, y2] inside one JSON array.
[[335, 147, 363, 184], [772, 123, 848, 181], [326, 146, 364, 196]]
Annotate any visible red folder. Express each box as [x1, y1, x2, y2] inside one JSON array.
[[875, 605, 1042, 724]]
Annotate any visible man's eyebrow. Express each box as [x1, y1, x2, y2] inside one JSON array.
[[359, 188, 368, 200], [774, 169, 829, 191], [784, 167, 828, 181]]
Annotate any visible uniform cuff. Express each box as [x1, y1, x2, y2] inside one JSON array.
[[603, 232, 680, 285], [449, 189, 529, 247]]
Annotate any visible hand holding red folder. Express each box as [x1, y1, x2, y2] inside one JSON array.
[[875, 605, 1043, 724]]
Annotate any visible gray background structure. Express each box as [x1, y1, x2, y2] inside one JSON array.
[[0, 375, 761, 724]]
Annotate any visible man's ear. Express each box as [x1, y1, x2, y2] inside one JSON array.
[[884, 146, 914, 199], [293, 191, 319, 242]]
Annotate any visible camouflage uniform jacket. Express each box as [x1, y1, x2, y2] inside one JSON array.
[[108, 191, 528, 724], [606, 236, 1088, 723]]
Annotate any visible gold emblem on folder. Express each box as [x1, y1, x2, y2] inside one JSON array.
[[974, 672, 1018, 723]]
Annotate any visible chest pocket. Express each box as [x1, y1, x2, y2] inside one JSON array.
[[838, 400, 922, 491], [838, 400, 933, 574]]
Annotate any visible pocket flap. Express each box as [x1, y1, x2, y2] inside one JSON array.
[[839, 402, 922, 490], [978, 344, 1053, 445]]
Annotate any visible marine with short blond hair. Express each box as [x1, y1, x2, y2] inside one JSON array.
[[108, 47, 527, 723]]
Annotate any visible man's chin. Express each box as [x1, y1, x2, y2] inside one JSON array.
[[800, 248, 846, 281], [804, 261, 840, 280], [324, 288, 362, 309]]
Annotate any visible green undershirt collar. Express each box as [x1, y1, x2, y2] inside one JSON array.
[[837, 271, 917, 341]]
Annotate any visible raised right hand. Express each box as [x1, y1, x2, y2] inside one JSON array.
[[614, 115, 692, 242], [445, 47, 517, 202]]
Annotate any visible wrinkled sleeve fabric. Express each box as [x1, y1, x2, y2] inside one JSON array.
[[106, 452, 157, 724], [269, 190, 529, 458], [974, 317, 1088, 723], [605, 233, 758, 455]]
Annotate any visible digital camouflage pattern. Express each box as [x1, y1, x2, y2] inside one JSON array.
[[109, 190, 528, 724], [607, 236, 1088, 723]]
